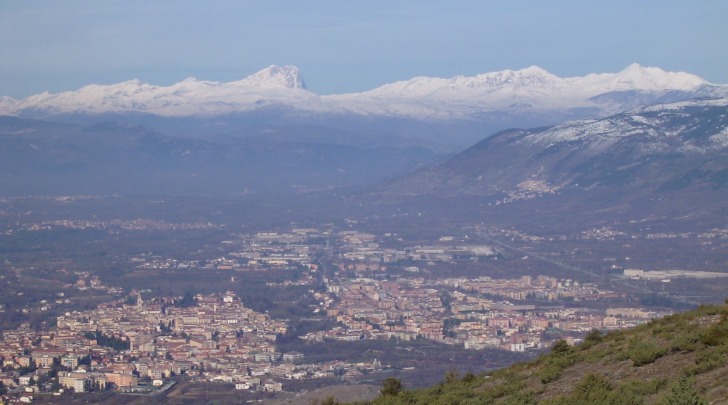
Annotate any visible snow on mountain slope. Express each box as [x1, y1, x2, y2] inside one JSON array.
[[0, 96, 17, 114], [1, 64, 723, 120], [7, 65, 319, 117], [233, 64, 306, 89], [572, 63, 706, 93], [520, 98, 728, 154], [368, 97, 728, 208], [324, 64, 712, 118]]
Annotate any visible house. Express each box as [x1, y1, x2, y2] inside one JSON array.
[[58, 371, 89, 392], [510, 343, 526, 352], [36, 354, 54, 368], [61, 355, 78, 369], [105, 372, 138, 389], [282, 352, 304, 363], [17, 355, 32, 368], [0, 371, 19, 387], [261, 380, 282, 392]]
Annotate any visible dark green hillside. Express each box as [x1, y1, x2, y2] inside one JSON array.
[[362, 301, 728, 404]]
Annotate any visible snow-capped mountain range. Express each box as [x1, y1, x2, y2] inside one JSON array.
[[2, 64, 726, 120]]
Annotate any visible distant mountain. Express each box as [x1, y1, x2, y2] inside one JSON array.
[[3, 65, 318, 118], [363, 301, 728, 404], [0, 116, 440, 197], [2, 65, 726, 146], [363, 98, 728, 227], [326, 63, 724, 119]]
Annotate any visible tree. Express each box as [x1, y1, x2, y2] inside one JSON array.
[[50, 377, 61, 392], [78, 354, 92, 366], [381, 377, 402, 396], [176, 291, 196, 308], [125, 295, 138, 306]]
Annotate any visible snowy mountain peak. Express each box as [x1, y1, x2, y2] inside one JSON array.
[[235, 65, 306, 89], [621, 62, 648, 73], [607, 63, 707, 91], [122, 79, 144, 86], [471, 65, 560, 87], [518, 65, 553, 76]]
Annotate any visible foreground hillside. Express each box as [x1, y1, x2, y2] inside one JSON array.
[[363, 301, 728, 404]]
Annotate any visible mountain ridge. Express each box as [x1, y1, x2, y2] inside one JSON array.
[[359, 97, 728, 230], [3, 64, 725, 122], [0, 115, 442, 197]]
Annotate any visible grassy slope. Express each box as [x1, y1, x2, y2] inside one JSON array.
[[363, 301, 728, 405]]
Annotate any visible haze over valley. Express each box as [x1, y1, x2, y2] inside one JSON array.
[[1, 2, 727, 403]]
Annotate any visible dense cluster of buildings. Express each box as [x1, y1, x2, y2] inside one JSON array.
[[131, 228, 326, 272], [307, 274, 668, 352], [0, 291, 390, 402]]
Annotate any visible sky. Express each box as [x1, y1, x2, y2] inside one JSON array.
[[1, 1, 727, 99]]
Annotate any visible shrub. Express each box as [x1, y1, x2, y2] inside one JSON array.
[[663, 377, 708, 405], [574, 373, 612, 401], [541, 373, 642, 405], [669, 331, 701, 352], [552, 339, 573, 355], [461, 372, 476, 384], [498, 389, 536, 405], [581, 329, 603, 350], [444, 369, 460, 384], [539, 364, 563, 384], [699, 318, 728, 346], [628, 340, 667, 367], [620, 377, 668, 396], [317, 396, 341, 405], [381, 377, 403, 396], [685, 346, 727, 376]]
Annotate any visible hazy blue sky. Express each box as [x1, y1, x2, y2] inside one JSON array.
[[2, 1, 727, 98]]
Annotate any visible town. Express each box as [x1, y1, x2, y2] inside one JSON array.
[[0, 224, 685, 403]]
